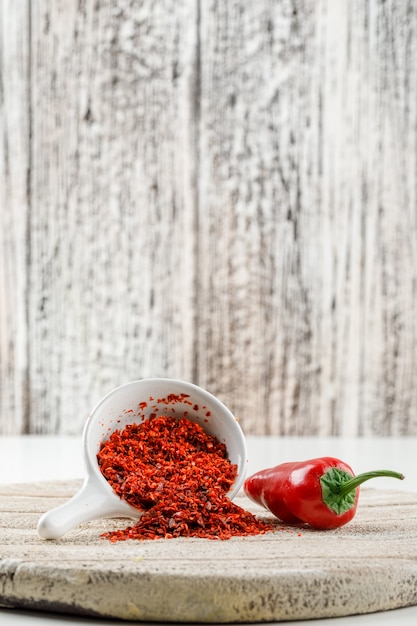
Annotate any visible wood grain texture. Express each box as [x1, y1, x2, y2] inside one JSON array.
[[1, 481, 417, 621], [0, 0, 31, 434], [4, 0, 198, 433], [0, 0, 416, 435], [196, 0, 417, 436]]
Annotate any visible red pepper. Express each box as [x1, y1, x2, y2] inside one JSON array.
[[244, 457, 404, 529]]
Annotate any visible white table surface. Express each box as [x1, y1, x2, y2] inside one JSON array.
[[0, 435, 416, 626]]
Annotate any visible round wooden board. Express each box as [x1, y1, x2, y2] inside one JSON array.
[[1, 480, 417, 623]]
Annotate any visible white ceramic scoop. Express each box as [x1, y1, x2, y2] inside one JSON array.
[[37, 378, 247, 539]]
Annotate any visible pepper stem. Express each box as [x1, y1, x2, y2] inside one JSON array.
[[337, 470, 404, 498]]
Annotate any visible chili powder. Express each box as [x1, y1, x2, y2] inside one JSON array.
[[97, 415, 272, 541]]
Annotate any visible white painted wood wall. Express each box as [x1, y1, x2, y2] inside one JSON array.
[[1, 0, 416, 436]]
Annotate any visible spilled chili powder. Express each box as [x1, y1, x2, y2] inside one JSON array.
[[97, 414, 272, 541]]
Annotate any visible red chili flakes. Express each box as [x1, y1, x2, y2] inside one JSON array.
[[97, 415, 272, 542], [157, 393, 190, 405]]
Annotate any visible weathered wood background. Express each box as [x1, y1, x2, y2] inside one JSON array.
[[1, 0, 416, 436]]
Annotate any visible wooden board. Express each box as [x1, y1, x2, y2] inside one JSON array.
[[1, 481, 417, 622]]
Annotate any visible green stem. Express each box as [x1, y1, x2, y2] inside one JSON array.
[[337, 470, 404, 498]]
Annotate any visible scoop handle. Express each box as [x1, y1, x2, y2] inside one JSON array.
[[37, 478, 138, 539]]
